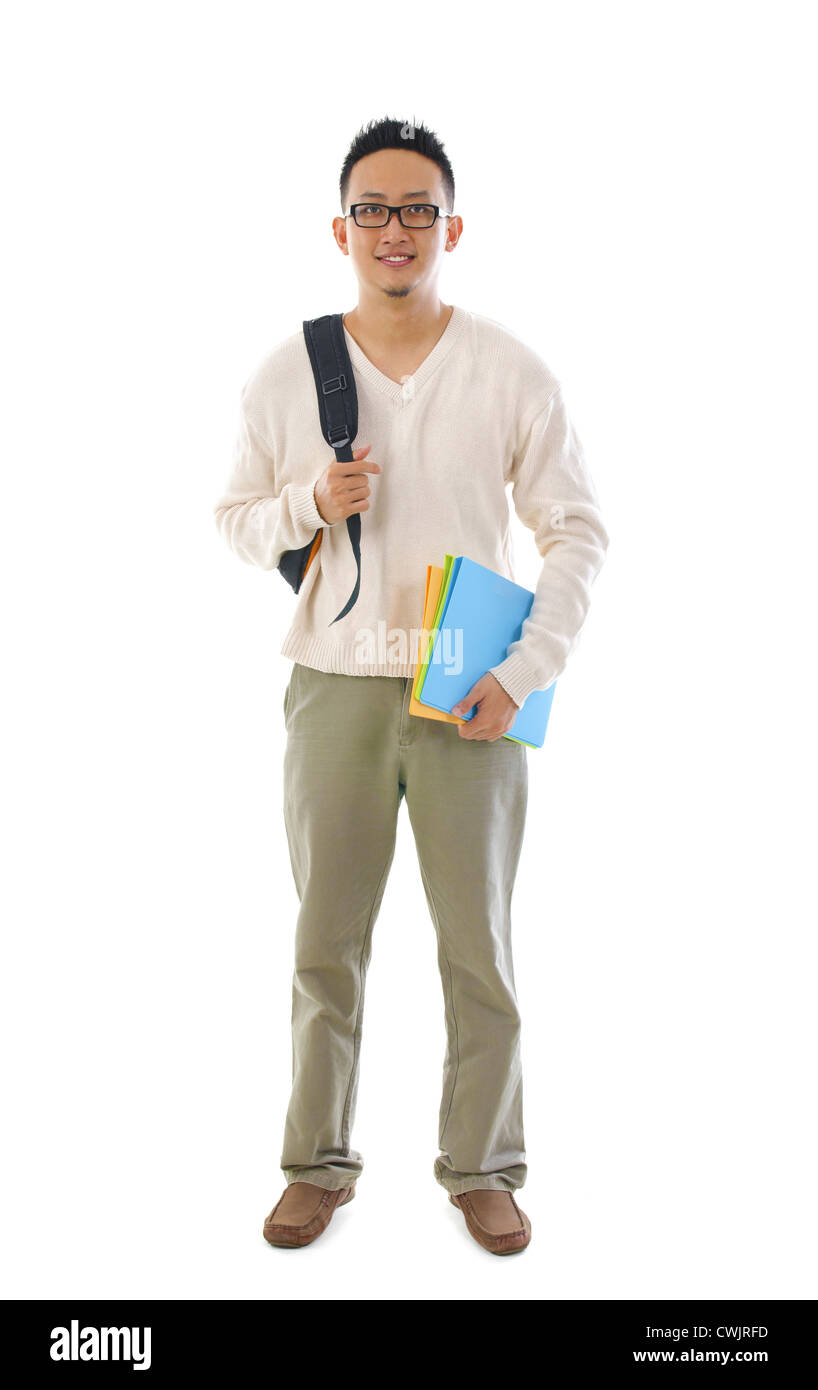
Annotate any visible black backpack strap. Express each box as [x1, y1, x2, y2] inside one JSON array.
[[302, 314, 362, 625]]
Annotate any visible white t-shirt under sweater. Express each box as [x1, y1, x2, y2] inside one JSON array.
[[213, 304, 609, 710]]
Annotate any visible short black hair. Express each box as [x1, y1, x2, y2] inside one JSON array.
[[339, 115, 455, 215]]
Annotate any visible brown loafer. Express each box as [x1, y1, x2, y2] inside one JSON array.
[[262, 1181, 356, 1248], [449, 1188, 531, 1255]]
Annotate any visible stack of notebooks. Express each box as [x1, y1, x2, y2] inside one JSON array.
[[410, 555, 557, 749]]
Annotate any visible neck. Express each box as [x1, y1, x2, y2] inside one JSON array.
[[344, 289, 451, 349]]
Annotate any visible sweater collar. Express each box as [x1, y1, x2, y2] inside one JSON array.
[[341, 304, 467, 405]]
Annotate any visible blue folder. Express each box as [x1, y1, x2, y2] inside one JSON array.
[[419, 556, 557, 749]]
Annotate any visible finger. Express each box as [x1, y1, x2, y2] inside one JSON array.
[[335, 444, 369, 465], [333, 461, 381, 478]]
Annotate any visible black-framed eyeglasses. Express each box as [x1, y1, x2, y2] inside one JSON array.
[[346, 203, 452, 229]]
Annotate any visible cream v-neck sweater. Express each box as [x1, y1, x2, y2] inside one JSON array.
[[213, 304, 609, 709]]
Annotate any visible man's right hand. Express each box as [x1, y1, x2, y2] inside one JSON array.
[[313, 445, 381, 525]]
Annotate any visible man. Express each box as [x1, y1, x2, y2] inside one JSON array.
[[214, 116, 609, 1256]]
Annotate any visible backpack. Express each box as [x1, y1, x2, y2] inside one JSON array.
[[276, 314, 360, 625]]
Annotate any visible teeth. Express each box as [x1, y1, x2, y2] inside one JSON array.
[[381, 256, 411, 262]]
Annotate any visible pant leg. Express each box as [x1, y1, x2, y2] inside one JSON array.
[[279, 663, 404, 1190], [398, 678, 529, 1196]]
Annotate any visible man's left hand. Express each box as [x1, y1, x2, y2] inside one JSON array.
[[451, 673, 520, 741]]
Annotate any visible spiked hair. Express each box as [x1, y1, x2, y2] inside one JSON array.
[[339, 115, 455, 215]]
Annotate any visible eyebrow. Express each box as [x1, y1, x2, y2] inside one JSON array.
[[356, 190, 433, 200]]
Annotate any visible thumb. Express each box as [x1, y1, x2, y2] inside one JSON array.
[[451, 684, 480, 717]]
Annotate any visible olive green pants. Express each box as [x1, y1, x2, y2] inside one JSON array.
[[279, 662, 529, 1197]]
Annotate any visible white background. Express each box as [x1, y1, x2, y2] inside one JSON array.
[[2, 0, 815, 1302]]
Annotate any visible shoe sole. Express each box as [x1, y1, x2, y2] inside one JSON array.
[[263, 1185, 355, 1249], [449, 1193, 531, 1255]]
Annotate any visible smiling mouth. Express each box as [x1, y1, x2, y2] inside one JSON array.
[[377, 255, 415, 265]]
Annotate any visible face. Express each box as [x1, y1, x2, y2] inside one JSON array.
[[333, 148, 462, 302]]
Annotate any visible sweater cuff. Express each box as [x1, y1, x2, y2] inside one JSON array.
[[489, 652, 554, 710], [290, 483, 326, 539]]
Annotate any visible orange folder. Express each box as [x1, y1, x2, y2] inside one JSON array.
[[409, 564, 463, 728]]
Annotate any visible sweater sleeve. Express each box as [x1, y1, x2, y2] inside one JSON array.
[[489, 384, 610, 709], [213, 391, 326, 572]]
